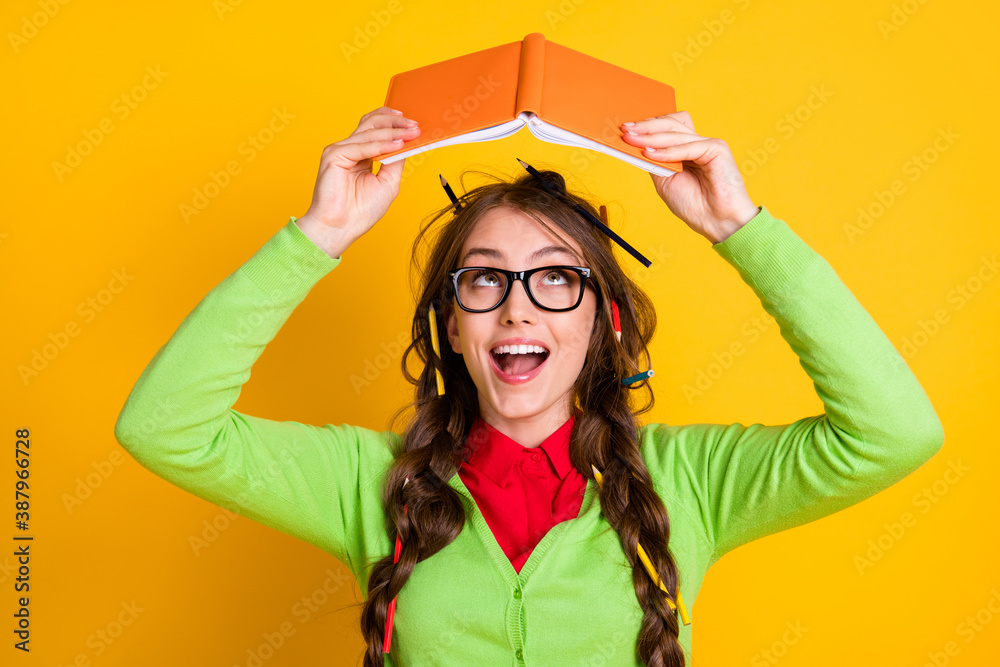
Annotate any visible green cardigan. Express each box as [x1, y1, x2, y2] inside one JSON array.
[[114, 206, 944, 665]]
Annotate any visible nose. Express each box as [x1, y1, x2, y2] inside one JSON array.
[[498, 277, 537, 324]]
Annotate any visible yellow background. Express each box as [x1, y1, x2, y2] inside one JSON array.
[[3, 0, 998, 664]]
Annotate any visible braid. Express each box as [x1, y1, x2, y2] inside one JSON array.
[[575, 295, 686, 665], [359, 346, 475, 665]]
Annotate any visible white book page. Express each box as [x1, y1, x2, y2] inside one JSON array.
[[378, 112, 677, 178], [522, 112, 677, 178], [377, 117, 528, 164]]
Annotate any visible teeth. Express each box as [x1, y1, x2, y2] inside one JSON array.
[[491, 344, 548, 355]]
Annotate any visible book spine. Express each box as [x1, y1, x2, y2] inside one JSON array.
[[514, 32, 546, 116]]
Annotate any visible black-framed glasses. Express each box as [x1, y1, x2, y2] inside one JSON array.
[[449, 265, 595, 313]]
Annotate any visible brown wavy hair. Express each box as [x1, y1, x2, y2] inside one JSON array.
[[358, 164, 685, 666]]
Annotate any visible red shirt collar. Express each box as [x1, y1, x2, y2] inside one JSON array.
[[463, 412, 578, 488]]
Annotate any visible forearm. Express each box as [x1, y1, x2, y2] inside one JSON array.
[[114, 218, 341, 464], [713, 206, 945, 460]]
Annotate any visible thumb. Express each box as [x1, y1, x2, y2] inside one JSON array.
[[375, 157, 405, 187]]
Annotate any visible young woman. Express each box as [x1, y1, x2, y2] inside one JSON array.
[[115, 106, 944, 666]]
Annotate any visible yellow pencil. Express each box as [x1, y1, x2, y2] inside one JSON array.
[[591, 464, 691, 626], [428, 303, 445, 396]]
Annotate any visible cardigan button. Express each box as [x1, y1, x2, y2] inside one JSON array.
[[515, 649, 523, 660], [513, 588, 522, 598]]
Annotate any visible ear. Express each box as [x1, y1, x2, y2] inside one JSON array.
[[444, 300, 463, 355]]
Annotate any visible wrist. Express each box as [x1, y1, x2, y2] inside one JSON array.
[[705, 203, 761, 244], [295, 214, 353, 259]]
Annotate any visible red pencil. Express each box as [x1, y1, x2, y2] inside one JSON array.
[[611, 300, 621, 342], [383, 475, 409, 654]]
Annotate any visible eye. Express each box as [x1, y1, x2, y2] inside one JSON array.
[[542, 269, 570, 285], [470, 269, 501, 286]]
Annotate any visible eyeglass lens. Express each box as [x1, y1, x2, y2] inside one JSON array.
[[456, 268, 582, 311]]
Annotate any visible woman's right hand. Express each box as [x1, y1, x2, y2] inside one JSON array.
[[295, 106, 421, 258]]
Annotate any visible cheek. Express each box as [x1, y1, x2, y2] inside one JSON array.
[[560, 314, 597, 356]]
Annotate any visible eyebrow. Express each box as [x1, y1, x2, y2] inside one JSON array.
[[460, 244, 581, 266]]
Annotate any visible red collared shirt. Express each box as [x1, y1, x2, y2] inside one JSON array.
[[458, 412, 587, 573]]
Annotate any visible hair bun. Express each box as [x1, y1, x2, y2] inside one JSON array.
[[522, 169, 568, 197]]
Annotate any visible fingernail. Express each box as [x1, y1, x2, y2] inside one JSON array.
[[622, 122, 635, 127], [389, 108, 404, 114], [645, 146, 656, 152], [626, 130, 638, 136]]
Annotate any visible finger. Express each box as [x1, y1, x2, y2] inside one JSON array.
[[624, 114, 698, 136], [357, 106, 405, 128], [640, 137, 730, 165], [670, 110, 695, 132], [622, 128, 707, 154], [324, 133, 415, 167], [338, 121, 421, 147], [375, 155, 405, 183]]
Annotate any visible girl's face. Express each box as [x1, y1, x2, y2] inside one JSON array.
[[445, 207, 599, 431]]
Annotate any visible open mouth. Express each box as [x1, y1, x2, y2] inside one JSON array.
[[489, 345, 550, 382]]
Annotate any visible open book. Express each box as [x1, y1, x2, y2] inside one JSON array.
[[377, 32, 682, 177]]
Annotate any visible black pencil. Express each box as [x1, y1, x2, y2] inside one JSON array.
[[516, 158, 651, 268], [439, 174, 462, 212]]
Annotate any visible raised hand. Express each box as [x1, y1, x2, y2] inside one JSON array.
[[620, 111, 759, 244], [296, 106, 421, 258]]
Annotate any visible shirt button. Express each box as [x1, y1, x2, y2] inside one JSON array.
[[530, 453, 541, 461], [516, 649, 523, 660], [513, 588, 522, 598]]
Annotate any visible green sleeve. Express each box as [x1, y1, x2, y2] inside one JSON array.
[[113, 217, 397, 572], [648, 206, 945, 564]]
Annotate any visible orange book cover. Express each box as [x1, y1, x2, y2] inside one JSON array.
[[378, 33, 682, 177]]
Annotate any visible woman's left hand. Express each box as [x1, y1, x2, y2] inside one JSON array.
[[620, 111, 760, 244]]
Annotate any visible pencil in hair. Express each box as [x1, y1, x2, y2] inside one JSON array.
[[439, 173, 462, 212]]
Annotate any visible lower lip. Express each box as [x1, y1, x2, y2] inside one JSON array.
[[489, 351, 549, 385]]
